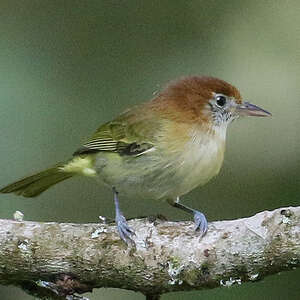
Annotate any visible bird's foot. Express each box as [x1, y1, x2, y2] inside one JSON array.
[[193, 210, 208, 237], [116, 212, 135, 245], [167, 198, 208, 238]]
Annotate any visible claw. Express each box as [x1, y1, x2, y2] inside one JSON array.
[[113, 187, 135, 244], [168, 198, 208, 238], [193, 210, 208, 237], [116, 213, 135, 244]]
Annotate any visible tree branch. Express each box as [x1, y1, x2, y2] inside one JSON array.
[[0, 206, 299, 299]]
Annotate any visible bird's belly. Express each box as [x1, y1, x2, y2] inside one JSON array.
[[94, 140, 224, 200], [167, 143, 224, 198]]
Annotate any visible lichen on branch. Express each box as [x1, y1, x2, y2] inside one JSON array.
[[0, 206, 299, 299]]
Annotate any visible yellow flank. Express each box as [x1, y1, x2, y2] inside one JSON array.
[[60, 156, 97, 177]]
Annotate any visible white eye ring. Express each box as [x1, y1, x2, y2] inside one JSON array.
[[215, 94, 227, 107]]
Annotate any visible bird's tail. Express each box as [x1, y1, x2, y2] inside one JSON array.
[[0, 163, 74, 198]]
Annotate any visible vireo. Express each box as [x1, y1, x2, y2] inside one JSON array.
[[0, 76, 271, 243]]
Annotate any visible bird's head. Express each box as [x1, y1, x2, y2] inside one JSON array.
[[155, 76, 271, 129]]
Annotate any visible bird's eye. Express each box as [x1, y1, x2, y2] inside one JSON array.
[[216, 95, 227, 107]]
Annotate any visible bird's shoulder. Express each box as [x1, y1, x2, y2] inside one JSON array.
[[73, 104, 161, 156]]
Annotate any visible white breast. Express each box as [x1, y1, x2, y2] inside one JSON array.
[[92, 123, 228, 201], [170, 124, 227, 197]]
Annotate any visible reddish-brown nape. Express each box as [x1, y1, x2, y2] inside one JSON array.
[[149, 76, 242, 123]]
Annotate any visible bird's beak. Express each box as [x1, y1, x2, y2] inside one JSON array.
[[236, 102, 272, 117]]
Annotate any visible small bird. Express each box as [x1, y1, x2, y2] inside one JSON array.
[[0, 76, 271, 243]]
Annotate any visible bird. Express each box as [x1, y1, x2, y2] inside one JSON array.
[[0, 76, 271, 244]]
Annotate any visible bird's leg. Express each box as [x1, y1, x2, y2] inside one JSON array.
[[167, 197, 208, 236], [113, 187, 135, 244]]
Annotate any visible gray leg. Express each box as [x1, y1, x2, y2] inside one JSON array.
[[168, 197, 208, 237], [113, 187, 135, 244]]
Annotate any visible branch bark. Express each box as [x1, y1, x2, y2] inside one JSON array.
[[0, 206, 299, 299]]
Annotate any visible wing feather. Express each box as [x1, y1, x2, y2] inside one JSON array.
[[73, 108, 159, 157]]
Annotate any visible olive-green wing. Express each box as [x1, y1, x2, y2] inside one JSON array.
[[73, 110, 159, 156]]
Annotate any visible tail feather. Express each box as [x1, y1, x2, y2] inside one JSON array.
[[0, 163, 74, 198]]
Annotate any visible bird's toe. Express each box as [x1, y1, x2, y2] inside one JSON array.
[[116, 214, 135, 244], [193, 211, 208, 237]]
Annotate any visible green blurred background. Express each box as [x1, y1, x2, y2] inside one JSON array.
[[0, 1, 299, 299]]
